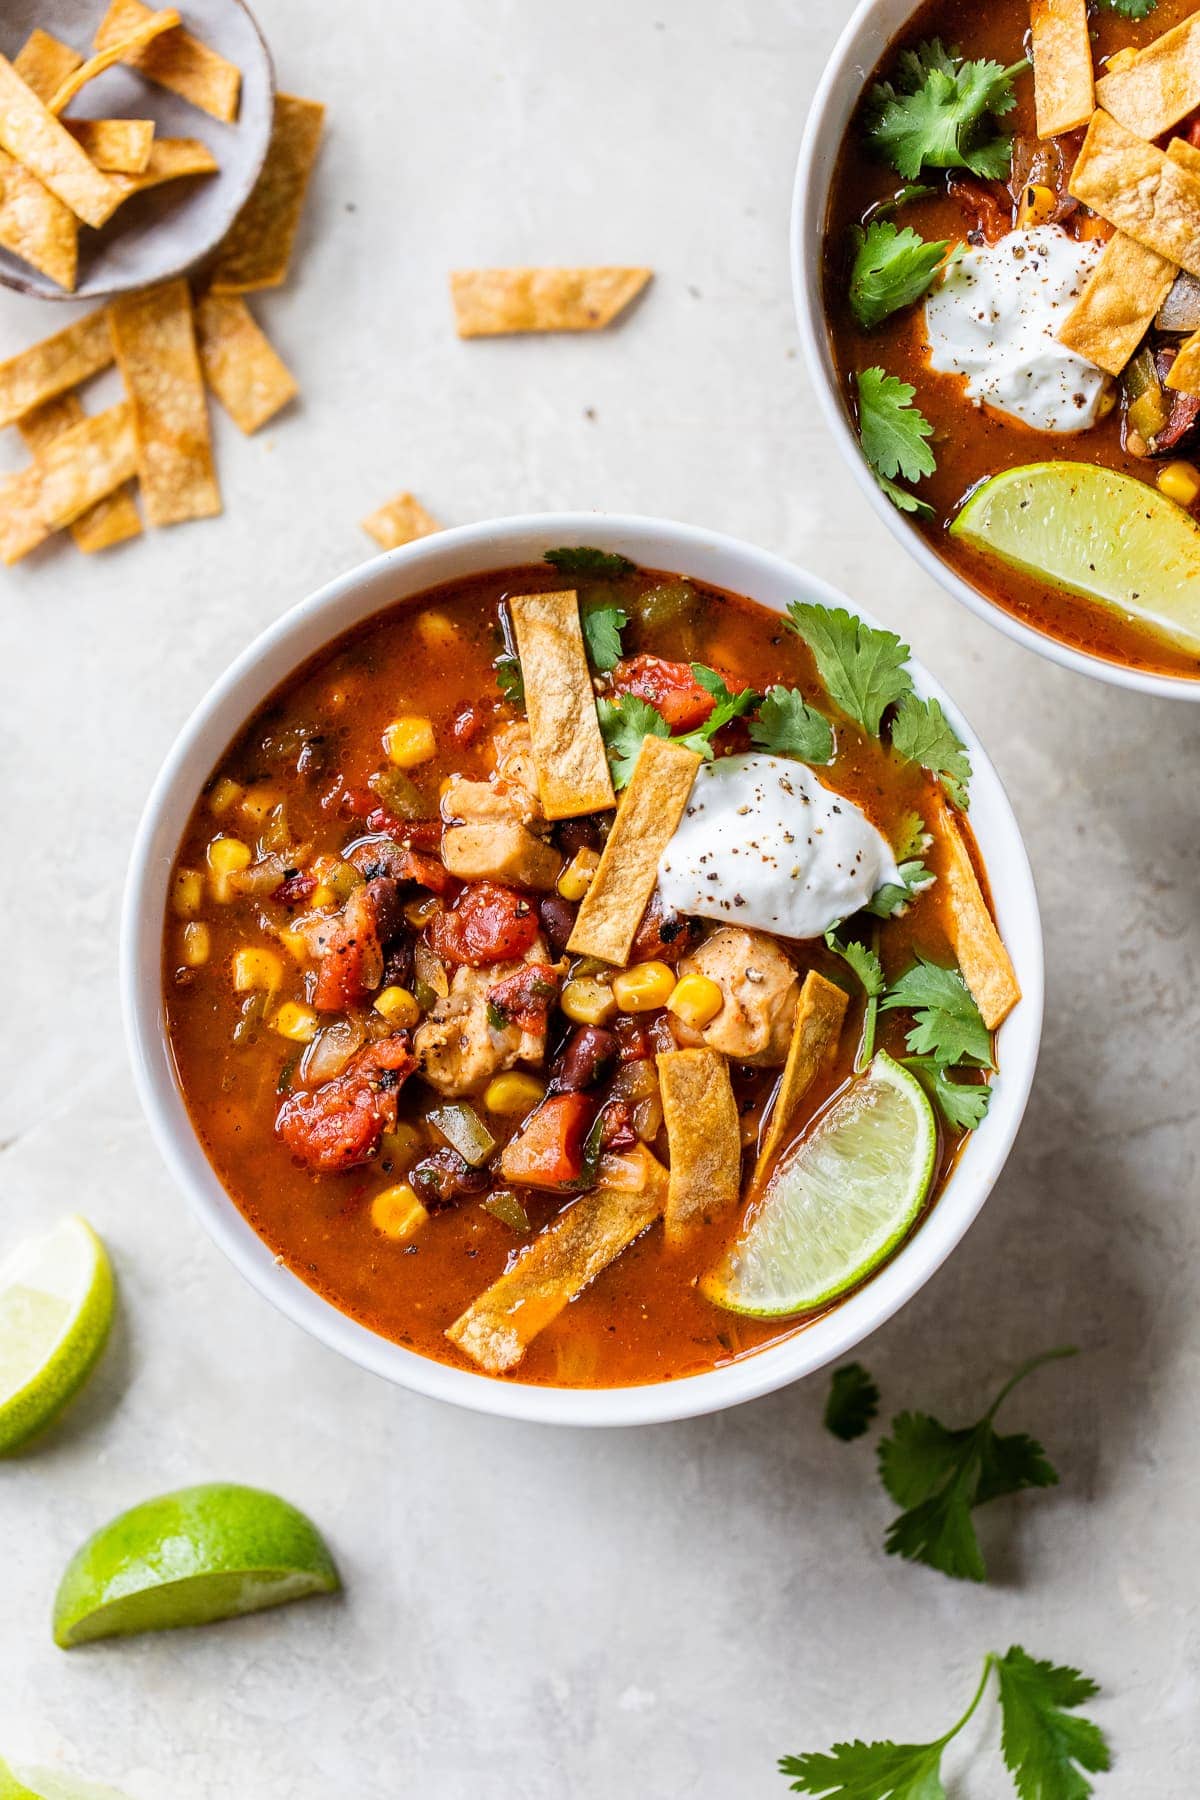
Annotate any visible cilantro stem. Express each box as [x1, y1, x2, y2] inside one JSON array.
[[938, 1653, 996, 1749], [985, 1346, 1078, 1423], [857, 998, 878, 1074]]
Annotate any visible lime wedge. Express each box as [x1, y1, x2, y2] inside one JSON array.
[[53, 1483, 340, 1648], [0, 1216, 114, 1456], [1, 1764, 128, 1800], [702, 1052, 936, 1318], [0, 1758, 41, 1800], [951, 462, 1200, 653]]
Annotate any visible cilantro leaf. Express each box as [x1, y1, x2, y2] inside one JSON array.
[[863, 39, 1029, 181], [882, 956, 993, 1067], [873, 183, 937, 217], [786, 601, 913, 737], [674, 664, 759, 759], [919, 1061, 992, 1131], [857, 368, 937, 506], [996, 1647, 1112, 1800], [824, 928, 885, 1000], [749, 685, 835, 764], [850, 220, 951, 330], [1097, 0, 1155, 15], [544, 545, 635, 577], [865, 860, 934, 919], [878, 1348, 1077, 1581], [581, 603, 628, 672], [874, 470, 935, 519], [780, 1736, 948, 1799], [894, 811, 931, 861], [596, 693, 670, 788], [495, 655, 525, 708], [825, 1363, 880, 1442], [890, 694, 972, 809]]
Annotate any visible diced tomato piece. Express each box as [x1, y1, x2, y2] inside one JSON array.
[[610, 654, 716, 732], [598, 1098, 637, 1152], [501, 1092, 594, 1189], [274, 870, 318, 907], [614, 1015, 655, 1063], [365, 807, 444, 852], [277, 1036, 416, 1173], [948, 178, 1011, 245], [321, 778, 377, 818], [430, 881, 540, 967], [451, 704, 491, 748], [312, 879, 401, 1011], [487, 962, 562, 1032], [631, 894, 702, 966]]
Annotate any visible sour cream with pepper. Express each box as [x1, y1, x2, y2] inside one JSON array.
[[923, 226, 1106, 433], [656, 753, 900, 940]]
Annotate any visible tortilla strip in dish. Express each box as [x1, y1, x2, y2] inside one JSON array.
[[1031, 0, 1095, 139], [447, 1146, 668, 1373], [0, 54, 121, 229], [46, 8, 180, 114], [566, 736, 701, 964], [209, 95, 325, 292], [449, 267, 651, 337], [658, 1048, 742, 1242], [93, 138, 218, 225], [1165, 327, 1200, 394], [509, 590, 616, 820], [752, 970, 849, 1191], [93, 0, 241, 123], [361, 491, 441, 549], [1068, 112, 1200, 279], [0, 149, 77, 289], [0, 308, 113, 430], [17, 393, 141, 552], [932, 796, 1021, 1031], [1095, 11, 1200, 142], [194, 292, 299, 433], [108, 278, 220, 526], [65, 118, 155, 175], [0, 399, 136, 563], [1058, 233, 1178, 375], [12, 30, 82, 104]]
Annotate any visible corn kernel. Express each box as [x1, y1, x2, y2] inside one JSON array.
[[557, 847, 600, 902], [415, 610, 461, 651], [1016, 183, 1057, 230], [1157, 460, 1200, 509], [370, 1183, 429, 1241], [667, 972, 724, 1030], [208, 776, 243, 817], [233, 946, 284, 994], [612, 961, 676, 1013], [180, 921, 210, 967], [484, 1071, 547, 1116], [405, 894, 441, 928], [240, 783, 283, 824], [311, 884, 337, 908], [375, 985, 420, 1028], [278, 928, 309, 961], [273, 1001, 320, 1043], [383, 715, 437, 769], [206, 835, 252, 902], [379, 1124, 423, 1168], [171, 867, 204, 917], [560, 976, 618, 1026]]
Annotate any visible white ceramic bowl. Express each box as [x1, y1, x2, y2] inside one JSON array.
[[121, 514, 1043, 1427], [793, 0, 1200, 701]]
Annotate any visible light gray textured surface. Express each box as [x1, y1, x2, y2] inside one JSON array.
[[1, 1, 1197, 1794]]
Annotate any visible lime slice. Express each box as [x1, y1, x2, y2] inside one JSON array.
[[1, 1764, 128, 1800], [0, 1217, 114, 1456], [702, 1052, 937, 1318], [53, 1483, 340, 1648], [951, 461, 1200, 653], [0, 1758, 41, 1800]]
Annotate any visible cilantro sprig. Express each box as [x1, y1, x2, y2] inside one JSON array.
[[879, 1348, 1076, 1582], [849, 220, 950, 330], [1097, 0, 1156, 16], [494, 654, 525, 708], [750, 685, 835, 764], [824, 1363, 880, 1442], [781, 1643, 1110, 1800], [544, 545, 635, 577], [883, 954, 993, 1130], [596, 693, 670, 787], [581, 602, 628, 672], [856, 368, 936, 517], [890, 695, 971, 809], [863, 39, 1029, 182], [675, 664, 759, 757]]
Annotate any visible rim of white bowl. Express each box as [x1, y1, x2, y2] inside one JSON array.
[[121, 513, 1044, 1427], [791, 0, 1200, 702]]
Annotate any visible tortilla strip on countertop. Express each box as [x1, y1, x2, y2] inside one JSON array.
[[1059, 233, 1178, 375], [194, 291, 299, 434], [0, 308, 113, 430], [1068, 112, 1200, 280], [658, 1048, 742, 1243], [209, 94, 325, 292], [0, 399, 137, 563], [752, 971, 849, 1191], [447, 1146, 668, 1374], [361, 491, 441, 549], [509, 589, 615, 819], [566, 736, 701, 965], [108, 278, 221, 526], [449, 267, 651, 337], [1095, 10, 1200, 142], [1031, 0, 1095, 139], [932, 795, 1020, 1031], [18, 392, 141, 552]]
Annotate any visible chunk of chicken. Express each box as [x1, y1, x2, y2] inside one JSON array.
[[441, 724, 561, 889], [677, 926, 799, 1066], [414, 936, 551, 1095]]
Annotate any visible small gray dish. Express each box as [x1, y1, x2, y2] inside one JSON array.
[[0, 0, 274, 301]]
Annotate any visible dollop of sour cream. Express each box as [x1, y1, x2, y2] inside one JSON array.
[[656, 753, 900, 940], [924, 226, 1106, 433]]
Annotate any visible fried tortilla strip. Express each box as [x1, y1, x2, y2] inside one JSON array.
[[108, 278, 220, 526], [93, 0, 240, 123], [1166, 326, 1200, 395], [64, 118, 155, 174], [447, 1146, 667, 1373], [12, 30, 82, 104], [93, 137, 218, 225], [566, 737, 701, 964], [48, 8, 180, 114], [1095, 11, 1200, 142], [209, 95, 325, 293], [0, 151, 77, 290], [1031, 0, 1095, 138], [509, 590, 615, 819], [0, 55, 121, 229], [0, 308, 113, 430], [449, 267, 652, 337], [194, 291, 298, 432], [932, 796, 1020, 1031], [0, 399, 136, 564], [361, 491, 441, 549], [18, 393, 141, 551], [1068, 111, 1200, 280], [658, 1049, 742, 1243], [752, 971, 849, 1191], [1059, 233, 1178, 375]]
